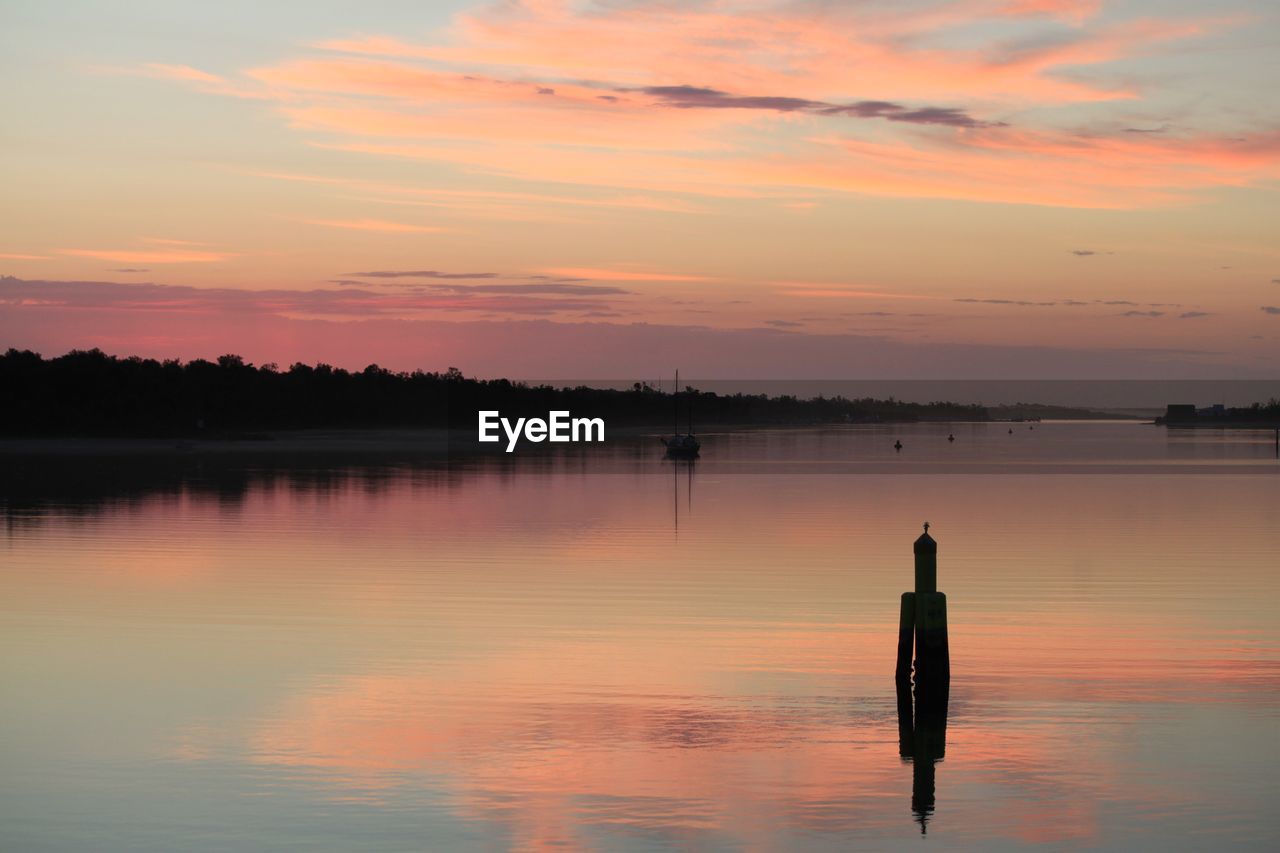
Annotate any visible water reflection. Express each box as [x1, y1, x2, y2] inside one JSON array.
[[671, 458, 695, 535], [2, 424, 1279, 850], [897, 678, 949, 833], [5, 422, 1278, 527]]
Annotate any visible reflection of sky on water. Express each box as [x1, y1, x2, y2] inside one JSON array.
[[2, 424, 1278, 849]]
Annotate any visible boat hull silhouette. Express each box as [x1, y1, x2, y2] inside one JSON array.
[[661, 434, 701, 458]]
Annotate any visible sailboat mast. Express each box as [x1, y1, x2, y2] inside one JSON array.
[[673, 369, 679, 435]]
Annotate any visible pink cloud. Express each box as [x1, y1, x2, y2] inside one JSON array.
[[139, 1, 1265, 209], [545, 267, 712, 283], [999, 1, 1103, 24]]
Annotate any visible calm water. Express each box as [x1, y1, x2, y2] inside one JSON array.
[[3, 422, 1279, 851]]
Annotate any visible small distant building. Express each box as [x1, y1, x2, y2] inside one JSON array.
[[1197, 404, 1226, 418], [1164, 404, 1197, 422]]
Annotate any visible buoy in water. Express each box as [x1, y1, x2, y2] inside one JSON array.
[[894, 440, 903, 451]]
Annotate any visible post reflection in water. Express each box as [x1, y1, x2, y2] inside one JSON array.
[[897, 678, 949, 833]]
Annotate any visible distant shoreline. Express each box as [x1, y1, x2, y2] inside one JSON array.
[[0, 428, 457, 457], [4, 349, 1144, 441], [1160, 421, 1280, 430], [0, 418, 1147, 457]]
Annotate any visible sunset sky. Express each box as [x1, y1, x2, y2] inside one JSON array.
[[2, 0, 1278, 377]]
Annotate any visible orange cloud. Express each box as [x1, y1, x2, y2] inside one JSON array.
[[141, 1, 1265, 209], [999, 0, 1103, 23], [140, 62, 224, 85], [300, 218, 449, 233], [59, 248, 233, 263], [141, 237, 212, 246], [0, 252, 48, 260], [796, 128, 1280, 208]]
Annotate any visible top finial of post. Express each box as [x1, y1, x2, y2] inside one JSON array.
[[914, 521, 936, 553]]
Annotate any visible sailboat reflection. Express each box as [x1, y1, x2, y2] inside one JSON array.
[[670, 457, 694, 535], [897, 677, 949, 833]]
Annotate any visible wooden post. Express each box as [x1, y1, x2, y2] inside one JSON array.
[[914, 592, 950, 707], [896, 592, 916, 685], [896, 524, 951, 833], [898, 523, 950, 703], [914, 525, 937, 594]]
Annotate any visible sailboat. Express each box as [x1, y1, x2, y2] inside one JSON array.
[[660, 370, 701, 458]]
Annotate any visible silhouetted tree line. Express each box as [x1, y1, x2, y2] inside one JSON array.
[[1, 348, 990, 436], [1238, 399, 1280, 417]]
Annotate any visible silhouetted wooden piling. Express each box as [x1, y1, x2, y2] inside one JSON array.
[[914, 592, 950, 707], [914, 527, 936, 593], [895, 526, 951, 832], [895, 523, 950, 700], [896, 592, 916, 685]]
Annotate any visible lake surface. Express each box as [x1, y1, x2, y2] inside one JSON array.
[[3, 422, 1279, 850]]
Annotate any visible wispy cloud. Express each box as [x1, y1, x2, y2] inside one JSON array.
[[777, 283, 931, 300], [1261, 306, 1280, 315], [111, 62, 271, 100], [141, 237, 211, 247], [956, 298, 1057, 306], [1000, 0, 1104, 25], [245, 170, 705, 215], [301, 218, 448, 234], [543, 267, 710, 283], [138, 1, 1270, 209], [345, 270, 497, 279], [633, 86, 1003, 128], [0, 252, 48, 260], [0, 276, 626, 319], [59, 248, 232, 264], [425, 282, 632, 296], [138, 63, 223, 85], [1178, 311, 1212, 319]]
